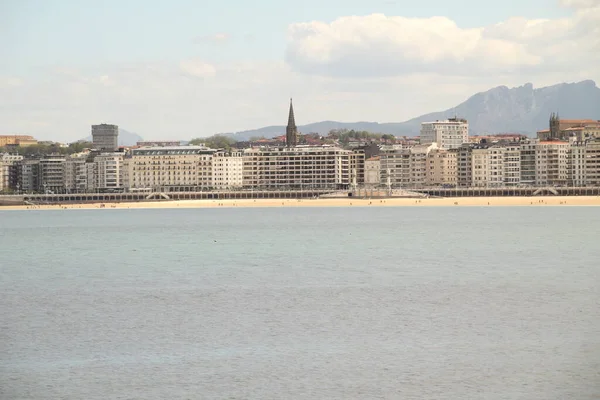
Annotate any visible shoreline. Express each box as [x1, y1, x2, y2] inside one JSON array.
[[1, 196, 600, 210]]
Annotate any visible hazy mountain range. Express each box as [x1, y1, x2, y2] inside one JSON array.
[[87, 80, 600, 145], [218, 80, 600, 140]]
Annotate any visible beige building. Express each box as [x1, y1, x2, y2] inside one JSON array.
[[0, 135, 37, 147], [94, 153, 124, 191], [410, 143, 438, 188], [242, 145, 363, 189], [128, 146, 216, 191], [212, 151, 243, 189], [364, 156, 381, 187], [63, 153, 89, 193], [426, 149, 457, 187], [534, 141, 570, 186], [420, 118, 469, 150], [380, 148, 411, 187], [570, 139, 600, 186]]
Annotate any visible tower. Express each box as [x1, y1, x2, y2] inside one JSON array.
[[286, 98, 297, 147], [549, 112, 560, 140]]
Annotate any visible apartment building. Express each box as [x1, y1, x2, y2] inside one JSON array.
[[38, 155, 66, 193], [242, 145, 362, 189], [94, 153, 124, 191], [64, 153, 89, 193], [128, 146, 216, 191], [534, 141, 570, 186], [212, 151, 243, 189], [410, 143, 438, 188], [0, 153, 23, 191], [571, 139, 600, 186], [457, 144, 473, 187], [380, 148, 411, 187], [426, 148, 457, 187], [420, 118, 469, 150], [503, 144, 521, 186]]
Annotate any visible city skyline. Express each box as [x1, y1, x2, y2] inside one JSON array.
[[1, 0, 599, 142]]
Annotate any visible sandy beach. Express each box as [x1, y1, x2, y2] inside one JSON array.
[[1, 195, 600, 211]]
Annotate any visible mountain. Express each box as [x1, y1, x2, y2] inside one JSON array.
[[82, 129, 143, 146], [220, 80, 600, 139]]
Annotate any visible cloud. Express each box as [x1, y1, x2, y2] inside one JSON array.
[[179, 59, 217, 78], [193, 32, 230, 44], [559, 0, 599, 9], [285, 4, 600, 78]]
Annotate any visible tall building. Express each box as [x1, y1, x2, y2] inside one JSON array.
[[286, 99, 298, 147], [92, 124, 119, 151], [420, 118, 469, 150]]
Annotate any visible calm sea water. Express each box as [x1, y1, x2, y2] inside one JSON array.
[[1, 207, 599, 399]]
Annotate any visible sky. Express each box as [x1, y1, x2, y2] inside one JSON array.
[[1, 0, 599, 142]]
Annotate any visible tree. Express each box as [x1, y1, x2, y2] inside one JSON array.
[[189, 134, 236, 150]]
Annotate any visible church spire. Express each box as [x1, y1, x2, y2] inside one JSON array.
[[286, 98, 297, 147]]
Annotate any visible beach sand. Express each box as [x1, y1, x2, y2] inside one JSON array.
[[2, 196, 599, 211]]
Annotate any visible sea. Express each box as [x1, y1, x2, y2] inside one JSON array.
[[1, 206, 599, 400]]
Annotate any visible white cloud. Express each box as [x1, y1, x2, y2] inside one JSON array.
[[179, 59, 217, 78], [285, 4, 600, 78], [559, 0, 599, 9]]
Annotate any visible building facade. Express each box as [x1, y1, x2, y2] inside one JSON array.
[[212, 151, 243, 189], [127, 146, 216, 191], [420, 118, 469, 150], [92, 124, 119, 151], [242, 145, 363, 189]]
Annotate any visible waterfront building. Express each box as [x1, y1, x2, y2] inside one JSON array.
[[520, 140, 537, 186], [63, 153, 89, 193], [242, 145, 362, 190], [426, 148, 457, 187], [471, 145, 505, 188], [534, 141, 570, 186], [570, 138, 600, 186], [92, 124, 119, 151], [379, 148, 411, 187], [0, 154, 24, 191], [127, 146, 216, 191], [502, 143, 521, 186], [212, 150, 243, 189], [420, 118, 469, 150], [94, 153, 124, 191], [410, 143, 438, 188], [364, 156, 381, 187], [16, 159, 40, 193], [456, 144, 473, 187], [39, 155, 66, 193]]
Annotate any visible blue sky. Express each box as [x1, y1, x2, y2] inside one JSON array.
[[1, 0, 568, 72], [0, 0, 597, 141]]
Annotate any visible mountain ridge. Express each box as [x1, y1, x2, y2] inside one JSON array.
[[219, 80, 600, 140]]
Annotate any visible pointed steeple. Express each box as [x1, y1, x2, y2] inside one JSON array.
[[286, 98, 297, 147]]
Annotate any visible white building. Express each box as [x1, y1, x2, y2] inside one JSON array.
[[64, 153, 89, 193], [242, 145, 363, 189], [420, 118, 469, 150], [212, 151, 243, 189], [94, 153, 124, 191], [0, 153, 23, 191], [410, 143, 438, 187], [570, 138, 600, 186]]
